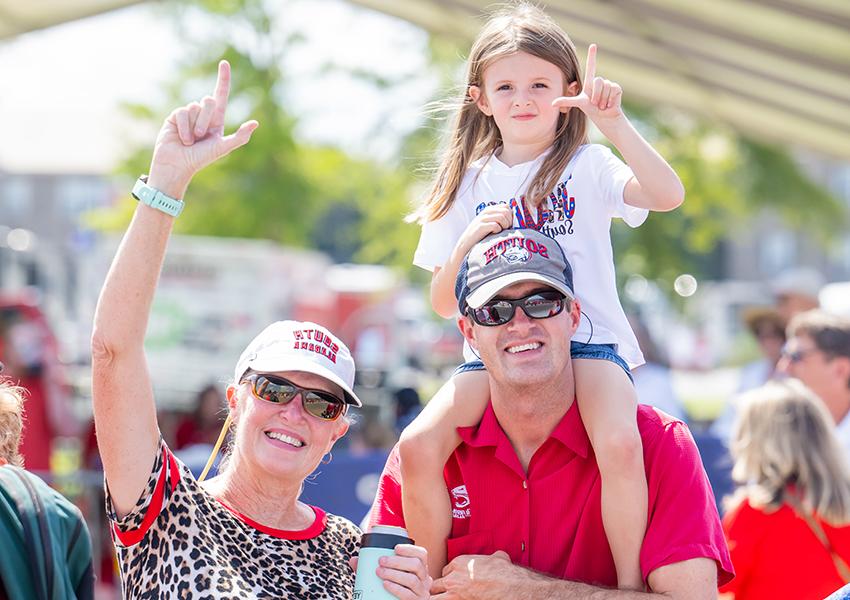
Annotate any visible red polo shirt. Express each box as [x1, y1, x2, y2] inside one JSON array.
[[369, 402, 734, 588]]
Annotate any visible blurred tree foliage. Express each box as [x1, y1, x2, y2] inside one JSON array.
[[609, 104, 844, 287], [97, 0, 421, 266], [96, 0, 844, 291]]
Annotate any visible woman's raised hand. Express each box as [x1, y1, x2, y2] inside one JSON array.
[[552, 44, 624, 129], [148, 60, 258, 197]]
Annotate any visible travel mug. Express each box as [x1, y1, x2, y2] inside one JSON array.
[[353, 525, 414, 600]]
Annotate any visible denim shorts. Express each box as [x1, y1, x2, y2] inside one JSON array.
[[454, 341, 633, 382]]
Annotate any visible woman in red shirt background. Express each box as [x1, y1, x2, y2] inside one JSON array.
[[720, 379, 850, 599]]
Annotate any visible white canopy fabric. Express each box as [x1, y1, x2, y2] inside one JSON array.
[[0, 0, 142, 40], [351, 0, 850, 161], [3, 0, 848, 160]]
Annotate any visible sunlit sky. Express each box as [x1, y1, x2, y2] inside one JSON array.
[[0, 0, 435, 174]]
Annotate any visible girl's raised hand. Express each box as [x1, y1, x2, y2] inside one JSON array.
[[552, 44, 624, 128], [148, 60, 259, 194], [457, 204, 514, 255]]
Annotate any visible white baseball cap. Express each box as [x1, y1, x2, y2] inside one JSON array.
[[234, 321, 361, 407]]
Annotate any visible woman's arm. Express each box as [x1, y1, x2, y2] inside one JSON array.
[[91, 61, 257, 517]]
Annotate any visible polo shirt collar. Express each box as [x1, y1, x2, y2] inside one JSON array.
[[457, 399, 590, 460]]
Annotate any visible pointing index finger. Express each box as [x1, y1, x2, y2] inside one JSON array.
[[583, 44, 597, 93], [211, 60, 231, 129]]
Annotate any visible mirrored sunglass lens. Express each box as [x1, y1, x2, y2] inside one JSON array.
[[476, 302, 514, 324], [524, 296, 562, 318], [304, 394, 343, 419], [473, 305, 504, 325], [255, 378, 297, 404]]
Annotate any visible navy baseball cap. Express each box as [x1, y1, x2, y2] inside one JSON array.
[[455, 229, 575, 313]]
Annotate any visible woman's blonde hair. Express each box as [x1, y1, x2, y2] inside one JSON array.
[[0, 378, 26, 467], [727, 379, 850, 524], [413, 2, 587, 223]]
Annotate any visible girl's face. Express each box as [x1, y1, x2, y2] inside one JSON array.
[[470, 51, 578, 153], [227, 370, 349, 483]]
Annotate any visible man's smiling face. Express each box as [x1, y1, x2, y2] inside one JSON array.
[[460, 280, 579, 388]]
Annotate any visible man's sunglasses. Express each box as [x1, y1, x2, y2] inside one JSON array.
[[467, 291, 567, 327], [242, 373, 346, 421], [781, 347, 821, 364]]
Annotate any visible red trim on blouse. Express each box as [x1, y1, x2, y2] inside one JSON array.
[[112, 445, 178, 547], [112, 443, 327, 544], [217, 500, 329, 539], [167, 450, 179, 493]]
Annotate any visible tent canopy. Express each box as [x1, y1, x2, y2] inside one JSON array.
[[0, 0, 142, 39], [3, 0, 848, 160]]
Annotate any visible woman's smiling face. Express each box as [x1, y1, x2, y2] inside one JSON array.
[[228, 370, 349, 483]]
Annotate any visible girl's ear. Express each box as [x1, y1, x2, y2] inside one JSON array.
[[557, 81, 583, 114], [468, 85, 492, 116]]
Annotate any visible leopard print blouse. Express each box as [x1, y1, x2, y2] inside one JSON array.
[[107, 440, 361, 599]]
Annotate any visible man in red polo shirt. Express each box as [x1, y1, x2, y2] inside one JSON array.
[[368, 229, 733, 598]]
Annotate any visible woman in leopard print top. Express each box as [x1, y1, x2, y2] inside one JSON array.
[[91, 60, 430, 599]]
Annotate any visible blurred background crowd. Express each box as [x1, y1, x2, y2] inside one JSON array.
[[2, 0, 850, 597]]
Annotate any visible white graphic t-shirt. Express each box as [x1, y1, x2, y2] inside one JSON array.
[[414, 144, 647, 368]]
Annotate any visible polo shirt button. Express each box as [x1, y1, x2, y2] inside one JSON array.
[[522, 480, 528, 489], [521, 541, 525, 552]]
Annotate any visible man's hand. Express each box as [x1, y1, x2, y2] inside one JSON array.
[[147, 60, 258, 199], [430, 551, 517, 599]]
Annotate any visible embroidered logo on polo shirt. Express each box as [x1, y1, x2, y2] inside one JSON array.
[[451, 485, 470, 519]]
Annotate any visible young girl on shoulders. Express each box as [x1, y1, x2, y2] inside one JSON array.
[[400, 2, 684, 589]]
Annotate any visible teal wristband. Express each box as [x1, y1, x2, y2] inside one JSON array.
[[132, 176, 184, 217]]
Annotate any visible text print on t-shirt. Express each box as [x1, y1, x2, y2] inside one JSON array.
[[474, 174, 576, 239]]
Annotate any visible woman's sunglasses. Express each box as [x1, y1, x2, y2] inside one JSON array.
[[467, 291, 567, 327], [242, 373, 346, 421]]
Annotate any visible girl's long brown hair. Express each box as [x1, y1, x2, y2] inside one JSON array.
[[412, 2, 588, 223]]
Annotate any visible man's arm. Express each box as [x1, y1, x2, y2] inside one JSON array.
[[430, 553, 718, 599]]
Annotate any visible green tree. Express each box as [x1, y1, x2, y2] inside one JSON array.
[[610, 107, 844, 286], [97, 0, 416, 264]]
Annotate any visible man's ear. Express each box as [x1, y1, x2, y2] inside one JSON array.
[[832, 356, 850, 389], [457, 314, 480, 352], [468, 85, 492, 116], [567, 299, 581, 336]]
